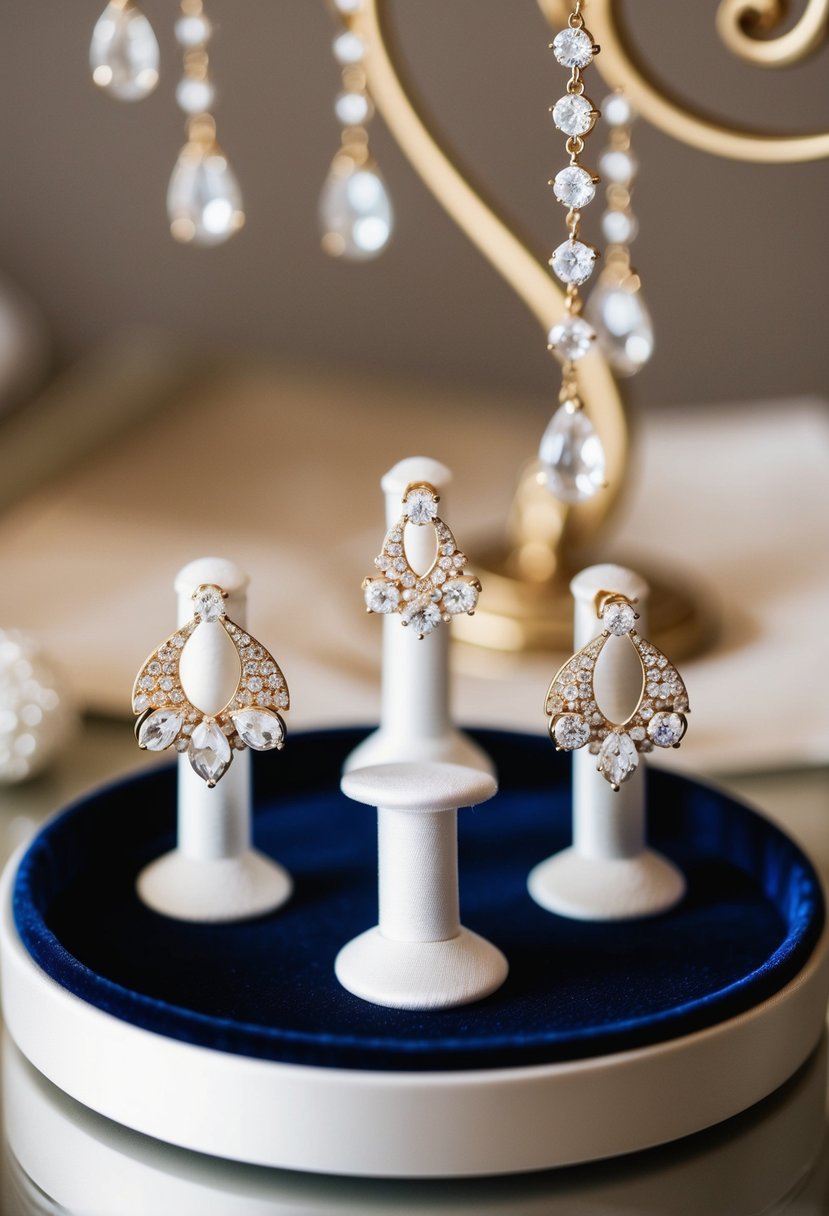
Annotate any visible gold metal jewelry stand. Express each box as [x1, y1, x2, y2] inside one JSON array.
[[354, 0, 828, 657]]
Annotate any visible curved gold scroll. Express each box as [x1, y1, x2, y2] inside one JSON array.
[[540, 0, 829, 162]]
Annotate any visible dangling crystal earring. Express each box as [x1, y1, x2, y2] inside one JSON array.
[[90, 0, 160, 102], [167, 1, 245, 246], [585, 91, 654, 377], [538, 1, 606, 505], [319, 0, 394, 260]]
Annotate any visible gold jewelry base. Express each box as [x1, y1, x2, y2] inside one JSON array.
[[453, 545, 718, 662]]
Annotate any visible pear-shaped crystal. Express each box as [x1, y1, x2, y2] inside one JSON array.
[[137, 709, 183, 751], [90, 1, 159, 101], [538, 403, 606, 503], [167, 145, 244, 246], [319, 161, 393, 260], [231, 708, 285, 751], [188, 719, 232, 786], [597, 731, 638, 790], [586, 283, 654, 377]]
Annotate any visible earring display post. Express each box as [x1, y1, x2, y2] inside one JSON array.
[[528, 562, 686, 920], [135, 556, 292, 923]]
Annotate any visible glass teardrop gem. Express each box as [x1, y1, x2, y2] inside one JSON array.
[[538, 403, 606, 503], [188, 719, 232, 786], [90, 1, 159, 101], [167, 145, 245, 246], [137, 709, 183, 751], [231, 708, 285, 751], [319, 161, 393, 261], [586, 283, 654, 377], [597, 731, 639, 789]]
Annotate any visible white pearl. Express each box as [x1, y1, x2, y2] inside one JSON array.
[[175, 77, 216, 115], [332, 31, 365, 65], [335, 91, 370, 126]]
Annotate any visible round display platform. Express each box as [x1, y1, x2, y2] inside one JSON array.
[[1, 729, 827, 1177]]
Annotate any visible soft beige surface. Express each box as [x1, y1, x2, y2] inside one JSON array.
[[1, 358, 827, 773]]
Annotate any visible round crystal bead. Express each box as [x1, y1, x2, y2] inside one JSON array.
[[553, 166, 596, 209], [332, 31, 365, 65], [601, 210, 638, 244], [441, 579, 478, 615], [174, 14, 212, 48], [598, 148, 638, 184], [405, 487, 438, 524], [176, 77, 216, 115], [602, 92, 634, 127], [364, 579, 400, 614], [553, 713, 590, 750], [647, 712, 686, 748], [547, 315, 596, 363], [551, 27, 593, 69], [402, 600, 442, 637], [602, 600, 637, 635], [335, 91, 370, 126], [551, 93, 595, 137], [550, 240, 597, 286]]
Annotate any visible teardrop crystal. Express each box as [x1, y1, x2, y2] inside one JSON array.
[[538, 403, 606, 503], [231, 708, 285, 751], [167, 145, 245, 246], [90, 1, 159, 102], [597, 731, 639, 790], [138, 708, 183, 752], [188, 719, 232, 786], [586, 283, 654, 377], [319, 159, 393, 260]]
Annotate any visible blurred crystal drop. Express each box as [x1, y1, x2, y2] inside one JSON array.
[[319, 161, 393, 260], [586, 283, 654, 377], [0, 630, 77, 784], [90, 1, 159, 102], [167, 145, 245, 246], [538, 402, 606, 503]]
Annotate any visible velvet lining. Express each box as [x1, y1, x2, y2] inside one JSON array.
[[12, 729, 824, 1072]]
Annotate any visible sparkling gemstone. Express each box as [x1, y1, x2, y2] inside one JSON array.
[[132, 693, 149, 712], [159, 677, 174, 691], [603, 92, 634, 127], [441, 579, 478, 615], [139, 675, 155, 690], [647, 711, 686, 748], [193, 586, 224, 622], [147, 661, 161, 675], [232, 708, 285, 751], [168, 145, 244, 246], [586, 283, 654, 376], [553, 713, 590, 750], [547, 315, 596, 363], [188, 719, 232, 786], [176, 77, 216, 115], [597, 731, 639, 789], [332, 31, 365, 65], [431, 569, 446, 585], [550, 240, 597, 286], [602, 600, 637, 635], [551, 93, 595, 136], [172, 635, 186, 648], [335, 91, 370, 126], [402, 600, 442, 637], [138, 709, 183, 751], [538, 403, 606, 502], [553, 165, 596, 209], [174, 14, 212, 47], [405, 486, 438, 524], [552, 27, 594, 69], [601, 210, 638, 244], [598, 149, 638, 185], [90, 1, 159, 101], [563, 683, 579, 701], [364, 579, 400, 613], [247, 677, 263, 693], [320, 162, 393, 260]]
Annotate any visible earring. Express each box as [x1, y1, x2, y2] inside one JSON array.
[[90, 0, 160, 101], [545, 591, 690, 790], [132, 584, 289, 788], [539, 1, 606, 504], [319, 0, 394, 260], [585, 90, 654, 376], [167, 1, 245, 246], [362, 483, 480, 638]]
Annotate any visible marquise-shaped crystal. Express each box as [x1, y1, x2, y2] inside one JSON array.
[[231, 708, 285, 752], [90, 1, 159, 101], [597, 731, 639, 790], [138, 709, 183, 752], [586, 283, 654, 377], [538, 403, 606, 503], [188, 719, 232, 786], [319, 161, 393, 260], [167, 145, 245, 246]]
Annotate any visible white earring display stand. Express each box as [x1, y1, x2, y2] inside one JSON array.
[[528, 563, 686, 921], [343, 457, 493, 776], [136, 557, 292, 922], [335, 762, 508, 1009]]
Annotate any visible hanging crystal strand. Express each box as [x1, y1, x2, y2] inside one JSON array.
[[90, 0, 159, 101], [538, 2, 606, 505], [319, 0, 394, 260], [167, 0, 244, 246], [586, 91, 654, 376]]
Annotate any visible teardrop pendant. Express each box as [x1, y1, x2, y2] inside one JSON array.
[[586, 281, 654, 377], [538, 400, 606, 503], [90, 0, 159, 102], [319, 156, 393, 261], [167, 141, 245, 246]]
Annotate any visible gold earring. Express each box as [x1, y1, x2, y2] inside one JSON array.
[[132, 584, 289, 788], [545, 590, 690, 790], [362, 482, 481, 639]]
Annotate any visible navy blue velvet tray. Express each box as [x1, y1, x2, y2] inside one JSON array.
[[12, 729, 824, 1073]]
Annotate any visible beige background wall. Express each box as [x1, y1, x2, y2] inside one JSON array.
[[0, 0, 825, 410]]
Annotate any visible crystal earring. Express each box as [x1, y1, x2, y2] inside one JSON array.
[[544, 590, 690, 790], [586, 90, 654, 376], [539, 1, 606, 504], [319, 0, 394, 260], [133, 584, 290, 787], [362, 483, 480, 638], [167, 1, 245, 246], [90, 0, 160, 101]]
